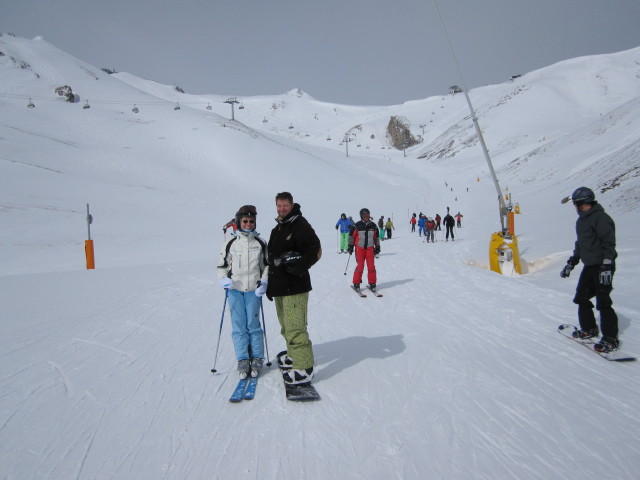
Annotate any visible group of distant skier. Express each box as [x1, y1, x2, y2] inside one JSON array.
[[410, 208, 463, 242], [215, 185, 623, 398]]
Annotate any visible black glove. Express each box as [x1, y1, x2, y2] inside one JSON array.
[[347, 246, 354, 255], [560, 256, 579, 278], [275, 251, 305, 276], [374, 246, 380, 255], [599, 263, 613, 286], [560, 263, 574, 278], [335, 226, 339, 230]]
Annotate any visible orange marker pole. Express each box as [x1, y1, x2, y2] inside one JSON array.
[[85, 203, 95, 269]]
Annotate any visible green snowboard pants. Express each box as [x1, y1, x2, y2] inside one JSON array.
[[274, 292, 314, 369]]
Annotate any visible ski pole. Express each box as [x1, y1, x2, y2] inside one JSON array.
[[211, 289, 229, 373], [343, 252, 352, 275], [259, 298, 272, 367]]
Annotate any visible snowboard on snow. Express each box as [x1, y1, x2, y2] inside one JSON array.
[[278, 353, 320, 402], [557, 324, 636, 362]]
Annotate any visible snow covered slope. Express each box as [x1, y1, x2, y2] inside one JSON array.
[[1, 33, 640, 480]]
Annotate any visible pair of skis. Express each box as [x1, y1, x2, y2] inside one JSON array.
[[351, 285, 383, 297], [228, 376, 259, 402]]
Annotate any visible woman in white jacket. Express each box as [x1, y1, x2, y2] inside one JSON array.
[[217, 205, 269, 378]]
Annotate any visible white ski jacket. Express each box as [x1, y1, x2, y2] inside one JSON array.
[[217, 230, 269, 292]]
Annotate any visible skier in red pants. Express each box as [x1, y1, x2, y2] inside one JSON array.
[[348, 208, 380, 294]]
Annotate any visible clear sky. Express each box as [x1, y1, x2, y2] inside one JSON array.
[[3, 0, 640, 106]]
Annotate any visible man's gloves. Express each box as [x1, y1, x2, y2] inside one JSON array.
[[560, 256, 579, 278], [599, 261, 613, 286], [374, 246, 381, 255], [220, 277, 232, 289], [347, 246, 354, 255], [274, 251, 305, 276], [255, 280, 268, 297]]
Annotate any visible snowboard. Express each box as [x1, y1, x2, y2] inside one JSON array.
[[278, 352, 321, 402], [557, 324, 636, 362]]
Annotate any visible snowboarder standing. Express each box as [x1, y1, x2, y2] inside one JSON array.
[[443, 212, 455, 241], [266, 192, 322, 385], [560, 187, 619, 352], [217, 205, 268, 378], [335, 213, 352, 253], [348, 208, 380, 293]]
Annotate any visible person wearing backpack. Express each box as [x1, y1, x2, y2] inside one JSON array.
[[425, 217, 436, 243], [443, 211, 455, 241], [217, 205, 268, 379]]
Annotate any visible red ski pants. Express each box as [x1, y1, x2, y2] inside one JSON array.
[[353, 247, 377, 285]]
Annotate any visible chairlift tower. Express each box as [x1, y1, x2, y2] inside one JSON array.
[[343, 136, 352, 158], [224, 97, 239, 120]]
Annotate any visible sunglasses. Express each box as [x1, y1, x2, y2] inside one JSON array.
[[241, 219, 256, 224]]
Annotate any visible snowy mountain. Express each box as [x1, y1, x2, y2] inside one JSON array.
[[1, 33, 640, 480]]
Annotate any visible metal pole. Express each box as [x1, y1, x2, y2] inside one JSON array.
[[431, 0, 508, 234], [86, 203, 92, 240]]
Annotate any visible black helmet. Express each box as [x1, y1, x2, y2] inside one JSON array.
[[571, 187, 595, 205], [235, 204, 257, 225], [341, 213, 346, 218], [359, 208, 370, 218]]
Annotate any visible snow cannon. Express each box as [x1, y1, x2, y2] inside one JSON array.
[[489, 231, 522, 275]]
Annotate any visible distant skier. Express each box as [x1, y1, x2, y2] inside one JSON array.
[[410, 213, 417, 232], [348, 208, 380, 293], [385, 218, 395, 239], [425, 217, 436, 243], [435, 214, 441, 231], [217, 205, 267, 379], [560, 187, 619, 353], [378, 215, 386, 241], [443, 212, 455, 241], [335, 213, 352, 253], [222, 218, 238, 235], [417, 214, 427, 237], [455, 212, 464, 228]]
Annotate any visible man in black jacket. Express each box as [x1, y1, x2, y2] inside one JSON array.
[[266, 192, 322, 384], [560, 187, 619, 352]]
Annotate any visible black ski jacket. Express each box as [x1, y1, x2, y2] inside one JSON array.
[[266, 203, 322, 299], [572, 202, 616, 266]]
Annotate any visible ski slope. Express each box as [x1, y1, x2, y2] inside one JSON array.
[[1, 34, 640, 480]]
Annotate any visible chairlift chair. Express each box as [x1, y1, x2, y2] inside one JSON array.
[[83, 100, 90, 109], [288, 124, 294, 129], [238, 103, 245, 109], [132, 105, 139, 113], [174, 102, 181, 110], [27, 98, 35, 108], [206, 103, 212, 110]]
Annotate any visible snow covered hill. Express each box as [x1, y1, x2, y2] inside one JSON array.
[[1, 33, 640, 480]]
